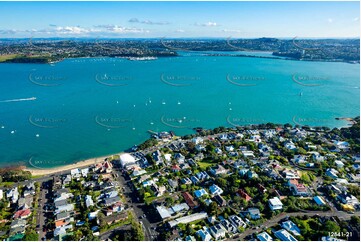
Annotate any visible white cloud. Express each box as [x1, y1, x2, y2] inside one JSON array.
[[0, 25, 150, 37], [129, 18, 169, 25], [222, 29, 242, 33], [55, 26, 90, 35], [327, 18, 333, 23], [353, 17, 359, 22], [195, 22, 218, 27], [175, 29, 185, 33], [94, 24, 149, 34]]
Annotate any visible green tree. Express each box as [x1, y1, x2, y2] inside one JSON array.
[[23, 230, 38, 241], [324, 221, 341, 233], [131, 221, 145, 241]]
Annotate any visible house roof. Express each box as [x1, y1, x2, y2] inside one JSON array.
[[182, 192, 198, 209], [55, 220, 68, 228], [13, 209, 31, 219], [237, 189, 252, 201]]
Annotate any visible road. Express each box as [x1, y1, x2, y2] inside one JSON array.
[[236, 210, 358, 240], [111, 167, 159, 241]]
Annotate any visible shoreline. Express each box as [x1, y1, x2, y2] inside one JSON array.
[[10, 116, 359, 176], [24, 153, 123, 176], [17, 117, 359, 175]]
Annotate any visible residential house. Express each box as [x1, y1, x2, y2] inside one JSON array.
[[313, 196, 327, 206], [23, 183, 35, 197], [221, 219, 238, 234], [174, 153, 185, 163], [10, 219, 26, 230], [55, 204, 75, 214], [192, 137, 204, 145], [62, 174, 72, 185], [168, 179, 179, 189], [194, 189, 208, 199], [182, 192, 199, 209], [196, 171, 210, 180], [103, 212, 128, 225], [257, 232, 273, 241], [196, 227, 213, 241], [191, 176, 200, 184], [284, 141, 297, 151], [104, 196, 121, 207], [247, 208, 261, 220], [56, 211, 71, 222], [282, 221, 301, 236], [274, 229, 298, 241], [247, 170, 259, 179], [287, 179, 309, 196], [185, 235, 196, 241], [293, 155, 307, 164], [181, 177, 192, 185], [171, 165, 181, 172], [13, 209, 31, 219], [268, 197, 283, 211], [214, 195, 227, 207], [337, 192, 359, 206], [335, 160, 345, 168], [152, 150, 164, 166], [209, 224, 226, 240], [237, 189, 252, 202], [85, 195, 94, 208], [210, 165, 228, 176], [6, 187, 19, 204], [326, 168, 339, 179], [81, 168, 89, 177], [71, 168, 81, 178], [209, 184, 223, 196], [229, 215, 246, 229]]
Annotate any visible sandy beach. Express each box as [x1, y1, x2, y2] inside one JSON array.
[[24, 153, 122, 176]]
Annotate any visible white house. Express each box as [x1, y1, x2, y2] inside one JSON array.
[[268, 197, 283, 211], [335, 160, 344, 168], [192, 137, 204, 145], [209, 224, 226, 240]]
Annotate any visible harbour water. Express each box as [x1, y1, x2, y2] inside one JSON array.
[[0, 53, 359, 167]]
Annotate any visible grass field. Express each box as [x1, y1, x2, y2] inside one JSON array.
[[0, 54, 18, 62], [197, 159, 216, 169]]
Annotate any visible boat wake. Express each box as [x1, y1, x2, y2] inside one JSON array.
[[0, 97, 37, 103]]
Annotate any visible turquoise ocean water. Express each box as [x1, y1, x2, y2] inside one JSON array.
[[0, 53, 359, 168]]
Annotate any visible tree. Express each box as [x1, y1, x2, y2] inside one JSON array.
[[23, 230, 38, 241], [324, 221, 341, 233], [350, 216, 360, 227], [130, 221, 145, 241], [208, 202, 218, 215], [165, 197, 174, 206], [98, 212, 106, 228], [216, 177, 227, 189]]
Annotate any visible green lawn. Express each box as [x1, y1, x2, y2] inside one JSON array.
[[0, 54, 18, 62], [197, 160, 216, 169]]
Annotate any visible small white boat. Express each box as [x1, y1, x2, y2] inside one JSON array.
[[177, 101, 181, 105]]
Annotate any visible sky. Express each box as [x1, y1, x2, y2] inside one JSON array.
[[0, 1, 359, 38]]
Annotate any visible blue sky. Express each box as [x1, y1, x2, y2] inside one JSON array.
[[0, 1, 359, 38]]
